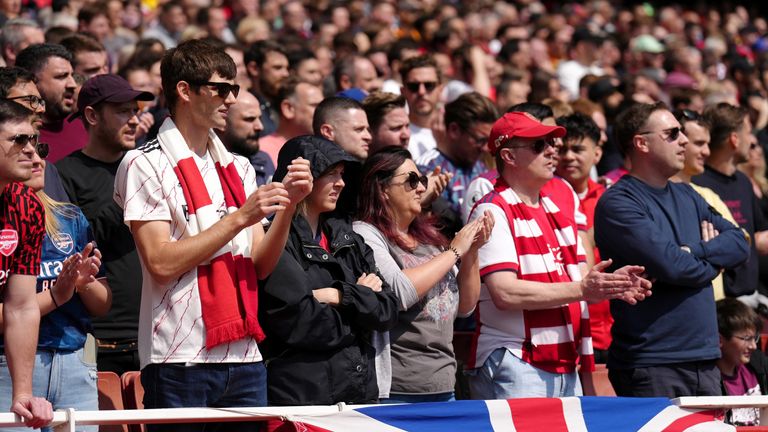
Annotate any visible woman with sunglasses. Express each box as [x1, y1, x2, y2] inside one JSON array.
[[0, 143, 110, 432], [258, 136, 399, 411], [354, 147, 494, 403]]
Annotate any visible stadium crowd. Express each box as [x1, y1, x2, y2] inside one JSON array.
[[2, 0, 768, 430]]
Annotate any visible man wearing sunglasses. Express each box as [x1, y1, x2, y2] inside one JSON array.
[[0, 100, 54, 428], [0, 66, 70, 203], [693, 103, 768, 311], [114, 40, 311, 431], [595, 102, 749, 398], [399, 55, 443, 161], [466, 112, 651, 399]]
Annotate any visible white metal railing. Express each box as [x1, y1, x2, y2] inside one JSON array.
[[1, 397, 768, 431]]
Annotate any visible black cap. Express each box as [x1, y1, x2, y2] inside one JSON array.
[[68, 74, 154, 122], [273, 135, 357, 182]]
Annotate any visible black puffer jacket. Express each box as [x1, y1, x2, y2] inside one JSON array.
[[259, 214, 399, 406]]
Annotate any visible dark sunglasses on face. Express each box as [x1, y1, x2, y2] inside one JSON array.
[[6, 95, 45, 110], [9, 133, 38, 147], [673, 109, 701, 123], [507, 137, 557, 154], [391, 171, 429, 191], [638, 126, 681, 142], [36, 142, 49, 158], [192, 81, 240, 99], [404, 81, 438, 93]]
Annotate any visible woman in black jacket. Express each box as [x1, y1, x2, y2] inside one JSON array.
[[259, 135, 399, 407]]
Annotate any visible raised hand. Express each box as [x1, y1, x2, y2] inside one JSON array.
[[52, 253, 83, 306], [580, 259, 640, 303], [450, 218, 483, 257], [239, 182, 291, 225], [282, 157, 313, 205], [421, 166, 452, 207], [356, 272, 383, 292], [469, 210, 495, 251], [613, 265, 653, 305]]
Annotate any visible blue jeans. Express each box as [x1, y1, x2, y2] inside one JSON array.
[[0, 347, 98, 432], [467, 347, 582, 399], [381, 392, 456, 404], [141, 361, 267, 432]]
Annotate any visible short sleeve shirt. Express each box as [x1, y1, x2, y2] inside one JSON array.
[[0, 183, 44, 293]]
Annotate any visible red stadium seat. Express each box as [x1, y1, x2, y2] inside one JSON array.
[[592, 364, 616, 397], [97, 371, 129, 432], [121, 371, 145, 432]]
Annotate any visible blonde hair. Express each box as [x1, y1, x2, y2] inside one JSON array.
[[35, 191, 79, 243]]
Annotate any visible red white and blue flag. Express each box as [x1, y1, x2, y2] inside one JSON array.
[[281, 397, 734, 432]]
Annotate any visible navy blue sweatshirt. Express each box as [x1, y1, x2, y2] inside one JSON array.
[[595, 176, 749, 369]]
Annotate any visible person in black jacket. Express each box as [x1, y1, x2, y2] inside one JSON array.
[[259, 135, 400, 407]]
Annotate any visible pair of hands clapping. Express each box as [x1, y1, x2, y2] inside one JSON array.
[[239, 157, 313, 226]]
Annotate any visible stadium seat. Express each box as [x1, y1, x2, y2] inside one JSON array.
[[97, 371, 129, 432], [121, 371, 145, 432], [592, 364, 616, 397]]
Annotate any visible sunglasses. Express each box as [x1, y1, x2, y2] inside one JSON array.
[[404, 81, 438, 93], [507, 137, 557, 154], [390, 171, 429, 191], [638, 126, 681, 142], [673, 109, 701, 123], [191, 81, 240, 99], [6, 95, 45, 110]]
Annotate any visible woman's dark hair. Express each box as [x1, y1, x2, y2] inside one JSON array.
[[358, 147, 447, 251]]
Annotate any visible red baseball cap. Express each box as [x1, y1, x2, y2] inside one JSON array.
[[488, 112, 566, 155]]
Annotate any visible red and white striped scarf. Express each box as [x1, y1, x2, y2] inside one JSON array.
[[488, 179, 594, 373], [157, 118, 265, 349]]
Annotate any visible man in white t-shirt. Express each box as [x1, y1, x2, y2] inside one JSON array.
[[114, 39, 311, 432], [400, 55, 444, 160]]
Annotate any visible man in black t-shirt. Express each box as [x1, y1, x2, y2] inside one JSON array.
[[694, 103, 768, 307], [56, 74, 153, 375]]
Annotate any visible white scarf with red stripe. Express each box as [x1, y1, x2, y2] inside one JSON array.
[[156, 118, 265, 349]]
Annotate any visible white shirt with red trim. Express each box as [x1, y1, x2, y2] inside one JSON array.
[[468, 185, 593, 374]]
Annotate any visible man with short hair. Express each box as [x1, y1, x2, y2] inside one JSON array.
[[216, 90, 274, 186], [313, 95, 371, 161], [288, 49, 323, 87], [60, 34, 109, 79], [259, 76, 323, 165], [244, 40, 290, 136], [16, 43, 83, 163], [596, 102, 749, 398], [334, 55, 381, 95], [693, 103, 768, 308], [0, 99, 53, 428], [56, 74, 154, 375], [363, 91, 410, 152], [0, 18, 44, 67], [114, 40, 310, 430], [467, 111, 651, 399], [400, 55, 443, 160], [416, 91, 498, 225], [141, 1, 186, 49], [0, 66, 69, 202]]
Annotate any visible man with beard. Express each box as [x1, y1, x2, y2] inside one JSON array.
[[244, 40, 289, 136], [16, 44, 81, 163], [0, 66, 69, 202], [217, 90, 274, 186], [55, 74, 154, 375]]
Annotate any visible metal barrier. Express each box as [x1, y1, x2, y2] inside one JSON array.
[[1, 397, 768, 431]]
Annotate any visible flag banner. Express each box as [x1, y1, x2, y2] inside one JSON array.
[[280, 397, 735, 432]]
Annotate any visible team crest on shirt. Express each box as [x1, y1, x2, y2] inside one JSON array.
[[0, 229, 18, 256], [52, 233, 74, 254]]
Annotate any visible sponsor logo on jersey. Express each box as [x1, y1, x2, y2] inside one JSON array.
[[52, 233, 74, 254], [0, 229, 18, 256]]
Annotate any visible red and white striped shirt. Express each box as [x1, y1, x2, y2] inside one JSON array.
[[468, 181, 594, 374]]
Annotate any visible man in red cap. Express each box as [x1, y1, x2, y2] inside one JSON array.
[[466, 112, 651, 398]]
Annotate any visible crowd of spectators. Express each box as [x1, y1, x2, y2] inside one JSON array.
[[3, 0, 768, 430]]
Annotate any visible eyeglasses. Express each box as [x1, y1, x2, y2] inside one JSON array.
[[466, 131, 489, 147], [191, 81, 240, 99], [506, 137, 557, 154], [6, 95, 45, 110], [733, 334, 760, 344], [673, 109, 701, 123], [389, 171, 428, 191], [404, 81, 438, 93], [637, 126, 681, 142]]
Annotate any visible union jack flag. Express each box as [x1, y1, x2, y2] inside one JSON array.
[[279, 397, 734, 432]]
